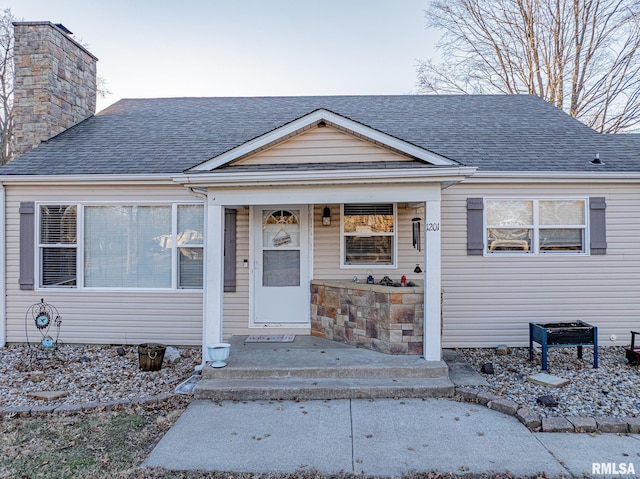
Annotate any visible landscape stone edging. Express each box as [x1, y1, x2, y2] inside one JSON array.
[[454, 386, 640, 434], [4, 387, 639, 434], [0, 393, 176, 418]]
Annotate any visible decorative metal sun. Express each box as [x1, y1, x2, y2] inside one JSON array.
[[25, 298, 62, 351]]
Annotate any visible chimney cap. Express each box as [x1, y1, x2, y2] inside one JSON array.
[[13, 22, 98, 61], [54, 23, 73, 35]]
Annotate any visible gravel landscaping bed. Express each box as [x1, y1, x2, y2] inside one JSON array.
[[457, 345, 640, 418], [3, 342, 639, 423], [0, 344, 200, 410]]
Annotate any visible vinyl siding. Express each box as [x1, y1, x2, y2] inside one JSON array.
[[441, 181, 640, 348], [10, 177, 637, 349], [5, 184, 204, 346], [232, 126, 412, 166]]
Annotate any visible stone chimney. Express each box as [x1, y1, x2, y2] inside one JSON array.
[[12, 22, 98, 156]]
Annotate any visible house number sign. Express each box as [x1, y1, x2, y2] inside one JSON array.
[[426, 222, 440, 232]]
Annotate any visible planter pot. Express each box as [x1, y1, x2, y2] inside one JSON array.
[[138, 343, 166, 371], [207, 343, 230, 368]]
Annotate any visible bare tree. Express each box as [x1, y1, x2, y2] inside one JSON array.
[[0, 8, 16, 164], [418, 0, 640, 133]]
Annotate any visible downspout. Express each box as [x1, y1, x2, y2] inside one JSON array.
[[188, 187, 207, 199], [0, 183, 5, 347], [187, 186, 209, 370]]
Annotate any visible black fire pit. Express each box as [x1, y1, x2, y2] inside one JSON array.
[[529, 321, 598, 371]]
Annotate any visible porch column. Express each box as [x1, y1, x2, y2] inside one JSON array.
[[423, 200, 442, 361], [202, 201, 225, 365]]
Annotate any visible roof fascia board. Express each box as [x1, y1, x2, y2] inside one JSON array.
[[174, 166, 476, 187], [0, 174, 175, 185], [188, 109, 455, 171], [468, 171, 640, 183]]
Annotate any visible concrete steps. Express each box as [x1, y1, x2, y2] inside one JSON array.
[[194, 377, 454, 401], [193, 337, 454, 401], [201, 361, 449, 380], [193, 336, 454, 401]]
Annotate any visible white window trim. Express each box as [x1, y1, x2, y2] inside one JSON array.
[[35, 201, 205, 291], [483, 197, 589, 256], [340, 203, 398, 269]]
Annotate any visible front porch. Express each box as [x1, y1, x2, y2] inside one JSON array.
[[194, 335, 455, 401], [200, 193, 447, 363], [175, 108, 476, 366]]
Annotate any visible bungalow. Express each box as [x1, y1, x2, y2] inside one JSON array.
[[3, 22, 639, 366]]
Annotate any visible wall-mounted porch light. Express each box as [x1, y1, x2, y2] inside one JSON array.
[[322, 205, 331, 226]]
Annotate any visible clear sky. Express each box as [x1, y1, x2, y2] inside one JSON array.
[[5, 0, 439, 112]]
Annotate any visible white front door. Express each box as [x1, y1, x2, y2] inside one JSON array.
[[251, 206, 310, 326]]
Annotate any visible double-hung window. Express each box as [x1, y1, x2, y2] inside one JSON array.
[[38, 203, 204, 289], [342, 203, 396, 266], [485, 199, 587, 254], [39, 205, 78, 287]]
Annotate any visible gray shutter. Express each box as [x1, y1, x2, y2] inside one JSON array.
[[224, 208, 237, 292], [19, 202, 35, 290], [467, 198, 484, 255], [589, 197, 607, 255]]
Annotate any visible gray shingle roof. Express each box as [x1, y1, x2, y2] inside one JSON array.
[[2, 94, 639, 176]]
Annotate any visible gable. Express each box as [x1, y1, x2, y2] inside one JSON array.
[[188, 108, 455, 172], [230, 125, 415, 167]]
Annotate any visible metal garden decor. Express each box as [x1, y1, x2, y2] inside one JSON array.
[[25, 298, 62, 356]]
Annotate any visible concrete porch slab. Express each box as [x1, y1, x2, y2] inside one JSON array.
[[202, 335, 449, 379]]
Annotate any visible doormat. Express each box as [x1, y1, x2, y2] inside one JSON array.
[[244, 335, 296, 343]]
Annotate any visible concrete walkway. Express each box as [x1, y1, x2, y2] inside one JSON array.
[[144, 397, 640, 477]]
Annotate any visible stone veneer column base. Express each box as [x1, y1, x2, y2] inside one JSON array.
[[310, 279, 424, 355]]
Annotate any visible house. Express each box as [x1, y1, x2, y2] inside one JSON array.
[[3, 22, 640, 366]]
